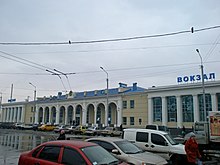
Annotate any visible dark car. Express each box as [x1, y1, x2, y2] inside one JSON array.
[[18, 140, 128, 165]]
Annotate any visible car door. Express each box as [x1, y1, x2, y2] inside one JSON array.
[[148, 133, 170, 160], [61, 147, 88, 165], [133, 131, 150, 151], [35, 145, 62, 165]]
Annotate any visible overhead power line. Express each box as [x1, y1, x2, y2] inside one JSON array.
[[0, 25, 220, 45]]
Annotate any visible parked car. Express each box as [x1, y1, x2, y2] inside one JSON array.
[[18, 140, 128, 165], [19, 124, 33, 130], [123, 128, 187, 164], [66, 125, 77, 134], [86, 137, 167, 165], [71, 125, 88, 135], [0, 122, 15, 129], [145, 124, 169, 132], [85, 126, 101, 136], [38, 124, 56, 131], [100, 127, 122, 137], [32, 124, 42, 131], [53, 125, 70, 133]]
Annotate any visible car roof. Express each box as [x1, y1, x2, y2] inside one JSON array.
[[123, 128, 168, 135], [39, 140, 97, 148], [87, 137, 126, 143]]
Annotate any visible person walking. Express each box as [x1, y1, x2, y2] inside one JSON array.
[[57, 130, 66, 140], [184, 132, 202, 165]]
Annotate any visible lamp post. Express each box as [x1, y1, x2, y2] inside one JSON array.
[[29, 82, 36, 124], [196, 49, 206, 121], [100, 67, 109, 126]]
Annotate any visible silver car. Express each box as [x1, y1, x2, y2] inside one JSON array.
[[86, 137, 167, 165]]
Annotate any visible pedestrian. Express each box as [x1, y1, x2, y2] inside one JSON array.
[[120, 124, 123, 131], [184, 132, 202, 165], [182, 126, 186, 137], [57, 130, 66, 140]]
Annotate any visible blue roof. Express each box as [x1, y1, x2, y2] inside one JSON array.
[[36, 84, 146, 103]]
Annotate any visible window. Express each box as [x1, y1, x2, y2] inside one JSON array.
[[167, 96, 177, 122], [123, 101, 127, 109], [198, 94, 212, 121], [153, 97, 162, 122], [130, 117, 134, 125], [182, 95, 194, 122], [130, 100, 135, 108], [99, 141, 116, 152], [62, 147, 86, 165], [123, 117, 127, 125], [151, 133, 167, 146], [38, 146, 61, 162], [32, 146, 43, 158], [136, 132, 148, 142]]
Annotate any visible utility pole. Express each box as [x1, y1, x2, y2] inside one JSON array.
[[29, 82, 36, 124], [196, 49, 206, 121], [100, 67, 109, 126]]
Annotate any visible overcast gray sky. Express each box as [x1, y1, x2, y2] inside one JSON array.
[[0, 0, 220, 103]]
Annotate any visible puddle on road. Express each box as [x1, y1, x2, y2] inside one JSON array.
[[0, 129, 57, 165]]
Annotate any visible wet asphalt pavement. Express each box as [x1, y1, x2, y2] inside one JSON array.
[[0, 129, 59, 165]]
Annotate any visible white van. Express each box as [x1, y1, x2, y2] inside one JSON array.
[[122, 128, 187, 164]]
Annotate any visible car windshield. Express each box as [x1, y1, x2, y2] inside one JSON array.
[[114, 140, 143, 154], [164, 134, 178, 145], [82, 145, 120, 165]]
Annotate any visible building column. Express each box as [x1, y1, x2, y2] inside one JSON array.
[[176, 95, 183, 128], [148, 97, 153, 124], [48, 106, 52, 124], [211, 93, 217, 112], [35, 106, 39, 124], [9, 108, 13, 122], [105, 102, 108, 126], [73, 106, 76, 122], [13, 107, 16, 122], [117, 98, 123, 127], [94, 106, 97, 126], [65, 106, 68, 125], [162, 97, 168, 126], [42, 108, 45, 124], [55, 105, 60, 125], [193, 95, 199, 122], [2, 108, 6, 122], [17, 108, 21, 123], [82, 103, 87, 125], [21, 106, 25, 123]]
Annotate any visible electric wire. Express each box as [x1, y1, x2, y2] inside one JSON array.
[[0, 25, 219, 45]]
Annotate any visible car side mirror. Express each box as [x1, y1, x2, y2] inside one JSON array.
[[164, 141, 169, 146], [112, 149, 120, 155]]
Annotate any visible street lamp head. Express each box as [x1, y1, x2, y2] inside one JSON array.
[[196, 49, 199, 53], [100, 66, 103, 70]]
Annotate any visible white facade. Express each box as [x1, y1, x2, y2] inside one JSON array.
[[147, 81, 220, 128]]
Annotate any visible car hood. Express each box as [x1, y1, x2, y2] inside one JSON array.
[[127, 152, 167, 165], [170, 143, 186, 155]]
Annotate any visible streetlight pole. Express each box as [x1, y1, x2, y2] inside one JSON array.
[[100, 67, 109, 126], [196, 49, 206, 122], [29, 82, 36, 124]]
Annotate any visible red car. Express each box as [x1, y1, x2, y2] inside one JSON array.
[[18, 140, 128, 165]]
